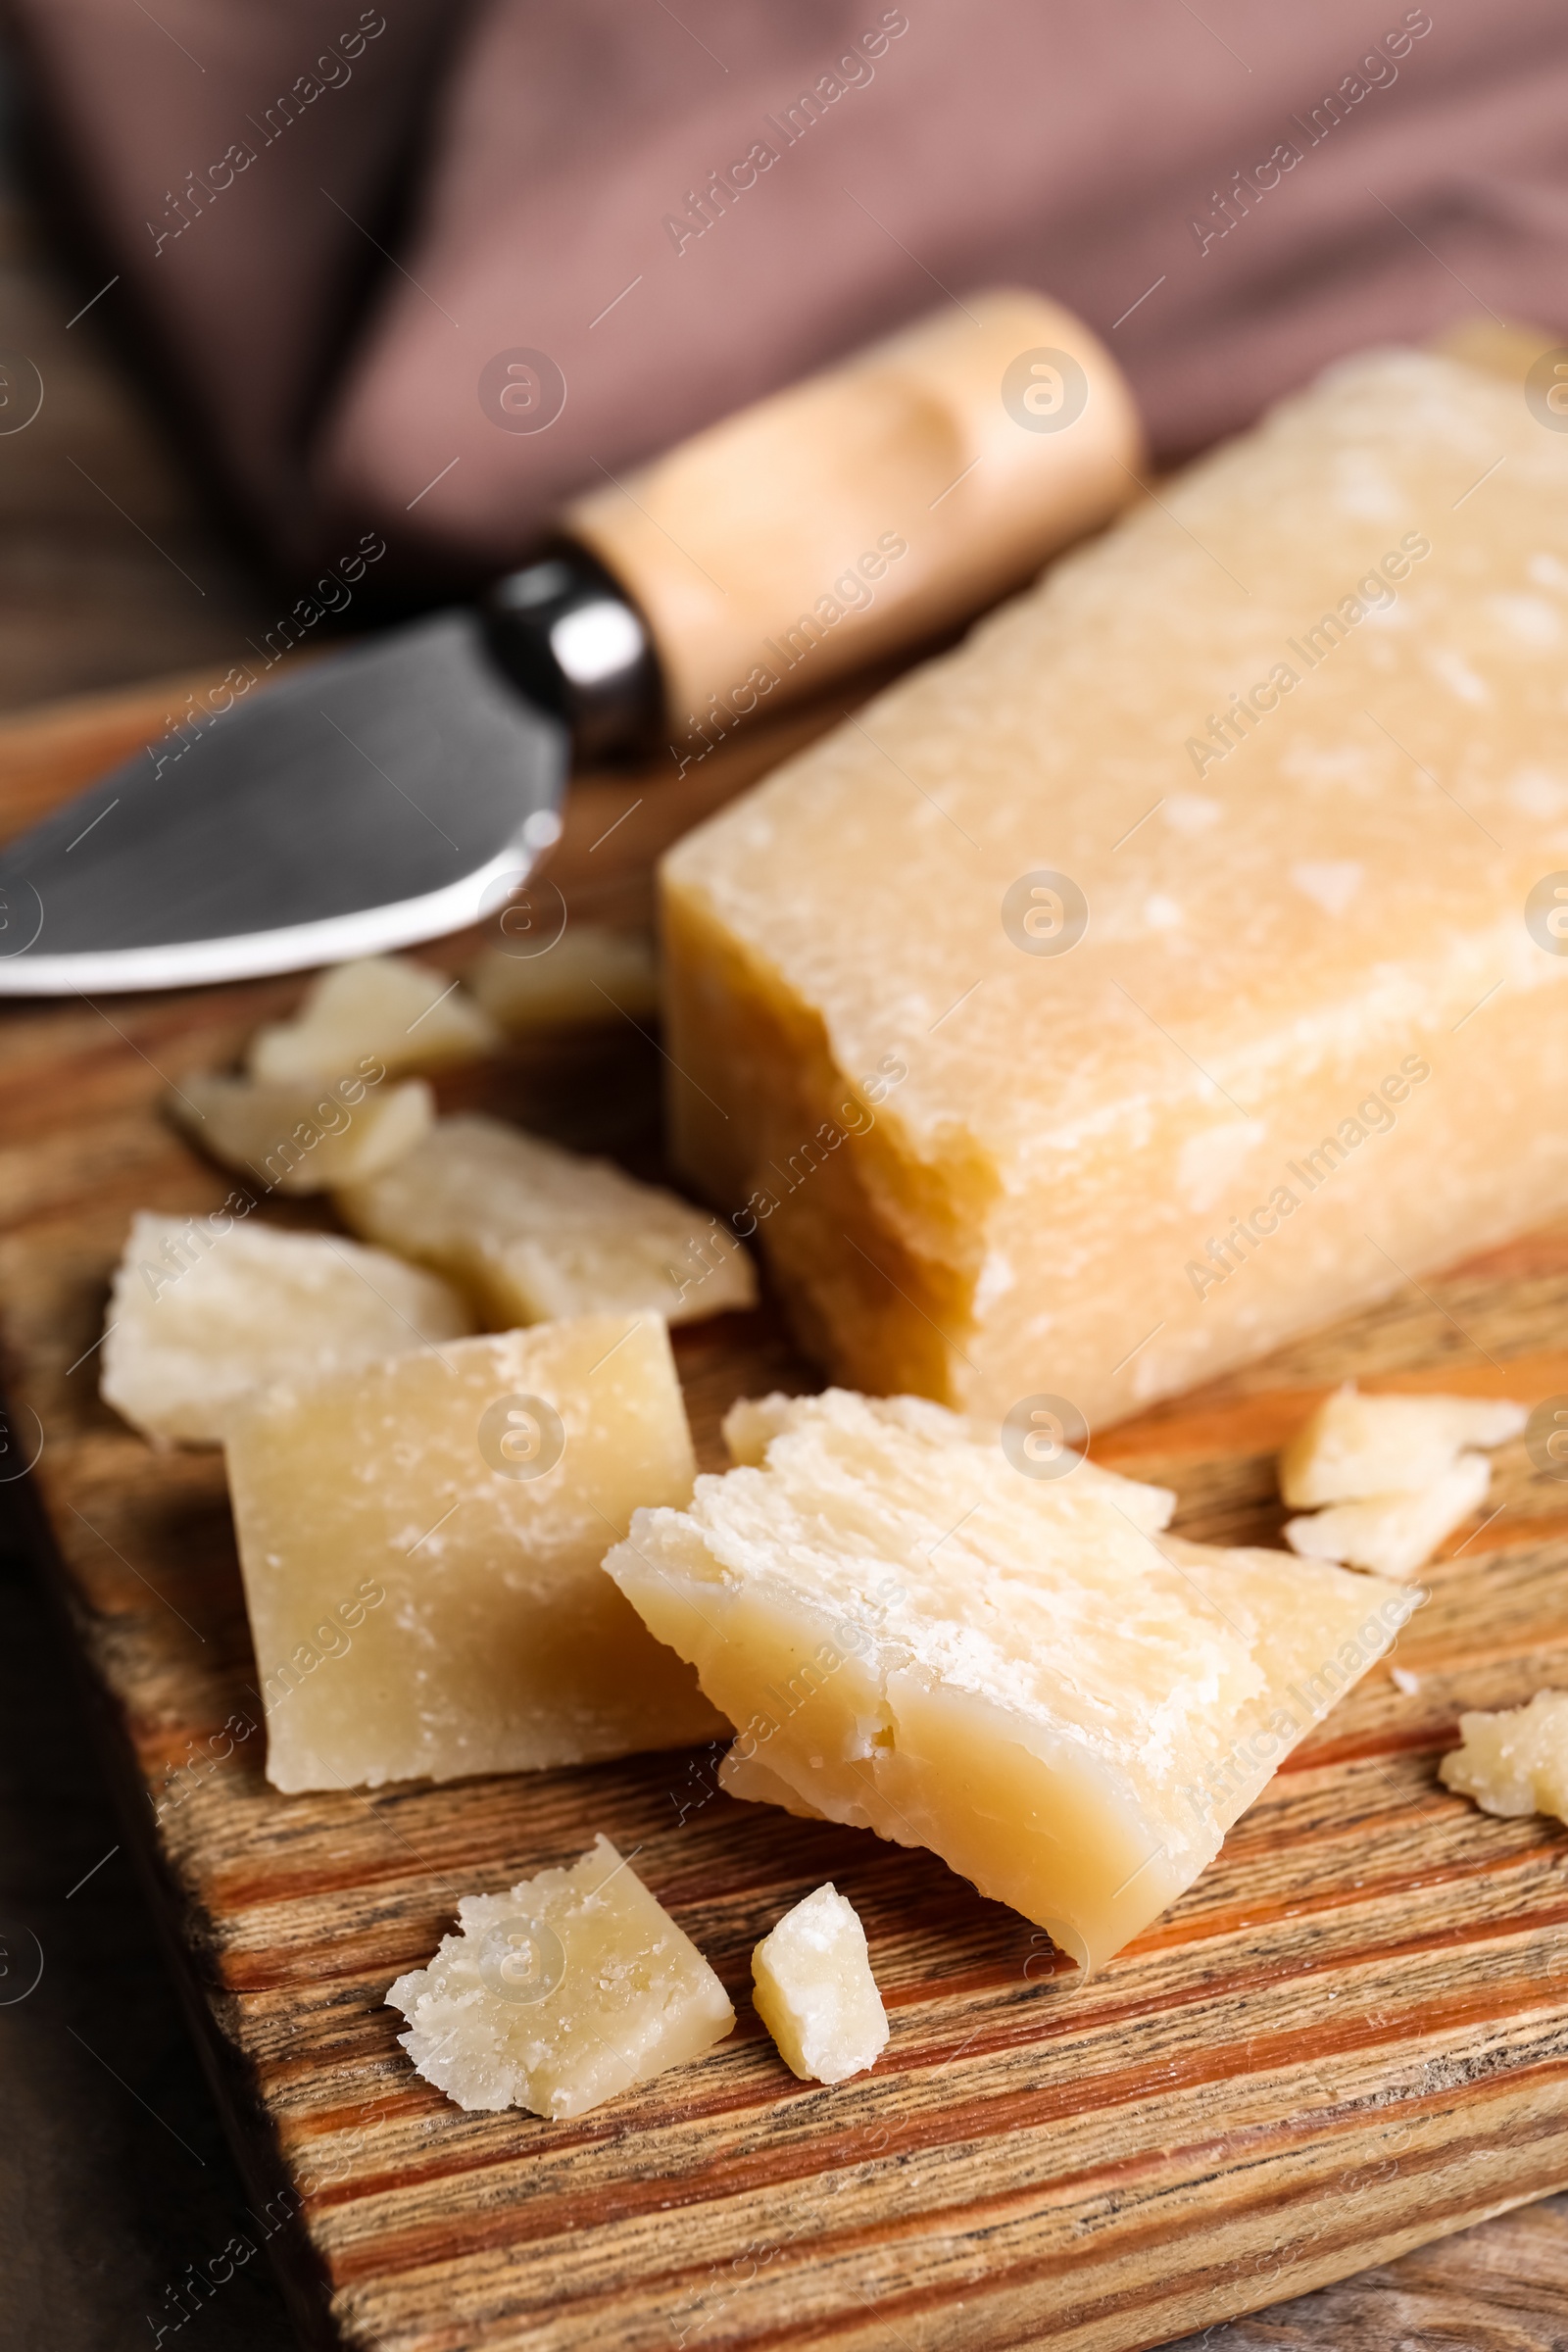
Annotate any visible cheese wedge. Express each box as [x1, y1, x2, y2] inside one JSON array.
[[387, 1836, 735, 2116], [469, 925, 661, 1032], [752, 1884, 889, 2083], [1286, 1450, 1492, 1579], [249, 955, 500, 1081], [100, 1211, 470, 1446], [660, 351, 1568, 1427], [604, 1389, 1413, 1968], [225, 1316, 723, 1789], [170, 1069, 432, 1194], [1440, 1690, 1568, 1822], [336, 1113, 757, 1327], [1280, 1383, 1527, 1505]]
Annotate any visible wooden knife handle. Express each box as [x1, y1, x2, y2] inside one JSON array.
[[562, 288, 1143, 753]]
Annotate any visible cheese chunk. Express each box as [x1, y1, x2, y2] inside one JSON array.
[[387, 1836, 735, 2116], [249, 956, 500, 1081], [1439, 1690, 1568, 1822], [1285, 1449, 1491, 1579], [225, 1316, 723, 1790], [100, 1211, 470, 1446], [336, 1113, 757, 1328], [605, 1389, 1412, 1968], [752, 1883, 889, 2082], [661, 352, 1568, 1427], [469, 926, 661, 1032], [170, 1071, 432, 1194], [1280, 1383, 1527, 1505]]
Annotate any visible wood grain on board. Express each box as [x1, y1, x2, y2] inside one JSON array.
[[3, 680, 1568, 2352]]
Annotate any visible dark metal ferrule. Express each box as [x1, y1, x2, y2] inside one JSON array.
[[481, 546, 663, 766]]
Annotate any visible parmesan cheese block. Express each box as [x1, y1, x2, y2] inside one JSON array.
[[661, 350, 1568, 1427], [604, 1389, 1413, 1968], [469, 926, 661, 1033], [336, 1113, 757, 1328], [100, 1211, 470, 1446], [225, 1316, 723, 1790], [1280, 1383, 1527, 1505], [1439, 1690, 1568, 1823], [752, 1884, 889, 2083], [387, 1836, 735, 2116], [171, 1069, 433, 1193], [249, 955, 500, 1081]]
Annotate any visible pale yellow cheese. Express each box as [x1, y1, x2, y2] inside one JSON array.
[[336, 1112, 757, 1328], [469, 925, 660, 1032], [387, 1835, 735, 2116], [752, 1883, 889, 2082], [1280, 1383, 1526, 1505], [248, 955, 500, 1081], [661, 351, 1568, 1427], [100, 1211, 470, 1446], [225, 1316, 723, 1790], [170, 1069, 432, 1194], [1285, 1449, 1492, 1579], [605, 1388, 1412, 1968], [1439, 1690, 1568, 1822]]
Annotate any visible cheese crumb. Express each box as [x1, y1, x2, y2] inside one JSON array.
[[1284, 1451, 1492, 1580], [248, 956, 500, 1081], [1279, 1383, 1526, 1506], [752, 1884, 889, 2083], [469, 926, 660, 1033], [1439, 1690, 1568, 1823], [1391, 1666, 1422, 1695], [170, 1072, 432, 1194], [387, 1836, 735, 2117]]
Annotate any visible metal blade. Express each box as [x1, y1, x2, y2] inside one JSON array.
[[0, 612, 569, 995]]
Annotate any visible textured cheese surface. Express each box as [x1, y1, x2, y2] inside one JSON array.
[[662, 351, 1568, 1426], [1280, 1383, 1527, 1505], [387, 1836, 735, 2116], [225, 1316, 722, 1790], [604, 1389, 1411, 1968], [337, 1113, 757, 1327], [470, 926, 661, 1032], [249, 956, 500, 1080], [752, 1883, 889, 2083], [1440, 1690, 1568, 1822], [1285, 1449, 1491, 1579], [100, 1212, 470, 1445], [171, 1072, 433, 1194]]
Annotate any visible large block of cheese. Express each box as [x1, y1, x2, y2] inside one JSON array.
[[662, 351, 1568, 1427], [226, 1316, 723, 1789], [605, 1390, 1412, 1969]]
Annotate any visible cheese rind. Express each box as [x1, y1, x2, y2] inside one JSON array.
[[249, 956, 500, 1080], [605, 1388, 1412, 1967], [469, 926, 660, 1032], [387, 1836, 735, 2116], [661, 352, 1568, 1427], [752, 1884, 889, 2082], [1439, 1690, 1568, 1822], [336, 1113, 757, 1327], [1280, 1383, 1527, 1505], [225, 1316, 723, 1789], [1284, 1449, 1491, 1579], [100, 1212, 470, 1446], [170, 1071, 433, 1194]]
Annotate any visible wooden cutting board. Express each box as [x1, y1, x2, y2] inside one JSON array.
[[4, 676, 1568, 2352]]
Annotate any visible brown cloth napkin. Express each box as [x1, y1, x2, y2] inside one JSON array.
[[13, 0, 1568, 585]]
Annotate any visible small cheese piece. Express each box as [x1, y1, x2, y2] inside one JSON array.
[[387, 1836, 735, 2116], [605, 1389, 1412, 1968], [336, 1112, 757, 1328], [470, 926, 661, 1032], [225, 1315, 722, 1790], [100, 1211, 470, 1446], [1280, 1383, 1527, 1505], [752, 1883, 889, 2082], [170, 1071, 433, 1194], [248, 956, 500, 1081], [1439, 1690, 1568, 1822], [1284, 1449, 1492, 1580]]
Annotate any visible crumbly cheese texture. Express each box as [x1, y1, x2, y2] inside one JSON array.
[[1439, 1690, 1568, 1822], [387, 1836, 735, 2117], [1285, 1450, 1492, 1579], [469, 926, 661, 1031], [170, 1071, 433, 1194], [604, 1389, 1411, 1968], [336, 1113, 757, 1328], [100, 1212, 470, 1446], [661, 352, 1568, 1427], [248, 956, 500, 1081], [225, 1317, 723, 1790], [752, 1883, 889, 2082], [1280, 1383, 1527, 1505]]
